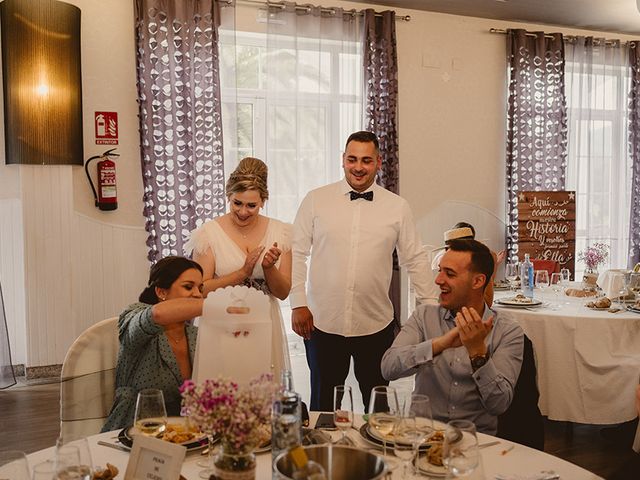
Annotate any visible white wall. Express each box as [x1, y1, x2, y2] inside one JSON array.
[[0, 0, 637, 367]]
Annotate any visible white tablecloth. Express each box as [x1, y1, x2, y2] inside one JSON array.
[[494, 290, 640, 452], [26, 414, 601, 479]]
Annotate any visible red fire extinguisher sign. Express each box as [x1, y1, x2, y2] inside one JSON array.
[[95, 112, 118, 145]]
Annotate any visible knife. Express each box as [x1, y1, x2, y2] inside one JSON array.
[[478, 440, 501, 449], [97, 440, 131, 452]]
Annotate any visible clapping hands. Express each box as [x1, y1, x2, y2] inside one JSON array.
[[261, 242, 282, 270]]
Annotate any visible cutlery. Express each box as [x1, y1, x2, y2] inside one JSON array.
[[478, 440, 501, 449], [97, 440, 131, 452]]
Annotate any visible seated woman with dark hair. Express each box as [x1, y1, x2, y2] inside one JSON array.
[[102, 256, 204, 431]]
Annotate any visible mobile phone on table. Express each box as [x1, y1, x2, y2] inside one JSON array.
[[314, 412, 336, 430]]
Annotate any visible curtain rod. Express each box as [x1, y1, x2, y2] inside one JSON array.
[[489, 28, 633, 47], [219, 0, 411, 21]]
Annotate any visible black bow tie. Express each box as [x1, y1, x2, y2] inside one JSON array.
[[350, 191, 373, 201]]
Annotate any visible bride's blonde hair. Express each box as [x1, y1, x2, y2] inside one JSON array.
[[226, 157, 269, 201]]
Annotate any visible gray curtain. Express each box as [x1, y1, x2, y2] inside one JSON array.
[[628, 42, 640, 267], [135, 0, 226, 262], [0, 281, 16, 389], [363, 10, 401, 325], [506, 29, 568, 262]]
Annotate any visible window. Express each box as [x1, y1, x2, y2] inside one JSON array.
[[218, 31, 363, 223]]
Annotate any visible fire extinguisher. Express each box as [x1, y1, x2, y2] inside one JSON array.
[[85, 148, 119, 211]]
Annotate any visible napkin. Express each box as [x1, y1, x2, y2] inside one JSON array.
[[495, 471, 559, 480]]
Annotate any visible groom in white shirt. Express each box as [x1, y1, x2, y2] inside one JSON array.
[[290, 131, 437, 411]]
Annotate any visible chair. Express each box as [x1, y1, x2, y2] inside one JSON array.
[[531, 259, 559, 276], [497, 335, 545, 450], [60, 317, 119, 442]]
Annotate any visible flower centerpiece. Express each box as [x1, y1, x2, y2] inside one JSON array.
[[578, 242, 609, 272], [180, 374, 278, 480], [578, 242, 609, 289]]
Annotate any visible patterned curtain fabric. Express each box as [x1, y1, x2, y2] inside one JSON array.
[[135, 0, 226, 262], [363, 10, 401, 325], [0, 281, 16, 389], [363, 9, 399, 194], [628, 42, 640, 267], [506, 29, 567, 262]]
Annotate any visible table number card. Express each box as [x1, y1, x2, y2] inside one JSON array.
[[124, 435, 186, 480]]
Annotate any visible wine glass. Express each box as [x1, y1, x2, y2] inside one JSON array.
[[407, 394, 433, 477], [31, 460, 55, 480], [505, 263, 519, 293], [333, 385, 354, 445], [560, 268, 571, 284], [134, 389, 167, 437], [443, 420, 479, 478], [55, 438, 93, 480], [368, 386, 399, 458], [535, 270, 550, 300], [550, 273, 563, 309], [393, 415, 421, 479], [0, 450, 30, 480], [629, 272, 640, 301], [614, 272, 629, 310]]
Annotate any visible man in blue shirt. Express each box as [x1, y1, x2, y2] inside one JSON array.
[[381, 239, 523, 434]]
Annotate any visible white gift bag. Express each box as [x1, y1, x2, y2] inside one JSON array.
[[193, 286, 272, 385]]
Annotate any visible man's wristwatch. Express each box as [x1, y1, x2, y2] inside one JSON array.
[[470, 353, 489, 371]]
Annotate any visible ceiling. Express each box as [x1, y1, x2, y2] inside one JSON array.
[[348, 0, 640, 36]]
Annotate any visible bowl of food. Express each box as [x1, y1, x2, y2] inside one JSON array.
[[274, 445, 387, 480]]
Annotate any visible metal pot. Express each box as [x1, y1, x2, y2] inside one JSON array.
[[274, 445, 387, 480]]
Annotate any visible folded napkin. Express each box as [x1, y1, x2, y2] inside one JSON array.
[[495, 471, 559, 480]]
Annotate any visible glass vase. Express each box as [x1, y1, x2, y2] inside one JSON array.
[[582, 267, 598, 291], [212, 442, 256, 480]]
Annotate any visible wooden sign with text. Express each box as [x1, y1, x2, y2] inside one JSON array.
[[517, 191, 576, 275]]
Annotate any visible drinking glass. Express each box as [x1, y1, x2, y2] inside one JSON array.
[[630, 272, 640, 300], [0, 450, 30, 480], [393, 415, 421, 479], [333, 385, 354, 445], [55, 437, 93, 480], [31, 460, 55, 480], [504, 263, 519, 292], [560, 268, 571, 283], [443, 420, 479, 478], [550, 273, 563, 309], [613, 272, 629, 309], [407, 394, 433, 477], [134, 389, 167, 437], [535, 270, 550, 300], [368, 386, 399, 457]]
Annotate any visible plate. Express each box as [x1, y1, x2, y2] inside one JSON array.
[[415, 450, 447, 478], [367, 418, 447, 444], [118, 417, 210, 451], [586, 305, 611, 311], [493, 283, 511, 291], [495, 297, 543, 308]]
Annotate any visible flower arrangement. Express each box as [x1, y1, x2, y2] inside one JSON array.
[[180, 374, 278, 454], [577, 242, 609, 271]]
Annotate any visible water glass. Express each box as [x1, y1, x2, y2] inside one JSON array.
[[443, 420, 479, 478], [505, 263, 519, 292], [55, 443, 93, 480], [134, 389, 168, 437], [31, 460, 56, 480], [333, 385, 354, 444], [550, 273, 563, 309], [393, 416, 421, 479], [0, 450, 30, 480], [535, 270, 550, 300]]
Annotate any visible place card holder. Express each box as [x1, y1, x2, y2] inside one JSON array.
[[124, 435, 186, 480]]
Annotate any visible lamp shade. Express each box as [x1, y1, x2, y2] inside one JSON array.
[[0, 0, 83, 165]]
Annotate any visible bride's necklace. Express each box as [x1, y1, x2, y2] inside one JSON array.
[[234, 217, 259, 239]]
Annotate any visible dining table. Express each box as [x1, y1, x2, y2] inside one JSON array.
[[25, 413, 602, 479], [493, 288, 640, 452]]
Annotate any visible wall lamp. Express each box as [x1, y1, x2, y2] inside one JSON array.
[[0, 0, 83, 165]]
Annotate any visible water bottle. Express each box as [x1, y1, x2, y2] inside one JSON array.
[[520, 253, 534, 298], [272, 370, 302, 477]]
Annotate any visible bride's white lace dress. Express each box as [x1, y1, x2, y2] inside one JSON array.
[[185, 218, 292, 376]]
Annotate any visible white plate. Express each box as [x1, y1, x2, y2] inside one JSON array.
[[367, 418, 448, 444], [415, 450, 447, 477], [495, 297, 543, 308], [119, 417, 209, 450]]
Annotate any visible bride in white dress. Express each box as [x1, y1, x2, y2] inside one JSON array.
[[185, 157, 291, 376]]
